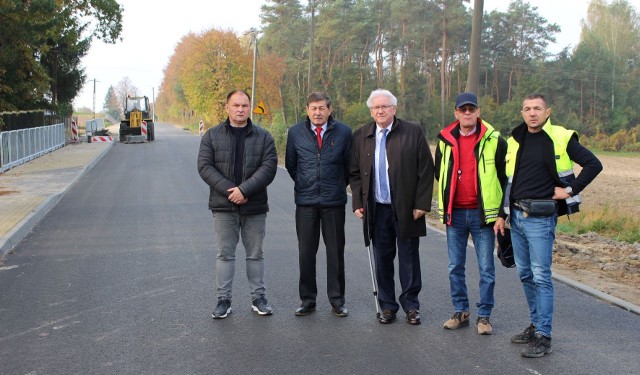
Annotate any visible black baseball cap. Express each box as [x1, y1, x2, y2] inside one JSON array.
[[455, 92, 478, 108], [497, 228, 515, 268]]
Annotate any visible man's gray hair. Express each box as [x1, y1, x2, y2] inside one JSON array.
[[366, 89, 397, 108]]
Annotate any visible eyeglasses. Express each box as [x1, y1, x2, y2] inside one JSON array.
[[456, 106, 478, 114], [371, 105, 394, 111]]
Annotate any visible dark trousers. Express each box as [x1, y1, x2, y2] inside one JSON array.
[[372, 203, 421, 312], [296, 205, 346, 308]]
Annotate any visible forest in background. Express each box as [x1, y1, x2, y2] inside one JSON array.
[[154, 0, 640, 152]]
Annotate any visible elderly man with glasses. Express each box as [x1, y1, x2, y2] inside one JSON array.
[[350, 89, 435, 325]]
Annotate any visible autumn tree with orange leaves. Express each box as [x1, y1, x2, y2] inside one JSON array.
[[156, 28, 284, 129]]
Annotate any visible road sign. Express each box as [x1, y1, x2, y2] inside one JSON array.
[[253, 100, 269, 115]]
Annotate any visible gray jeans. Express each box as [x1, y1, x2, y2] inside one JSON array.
[[213, 211, 267, 301]]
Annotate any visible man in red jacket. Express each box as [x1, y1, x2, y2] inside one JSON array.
[[435, 92, 507, 335]]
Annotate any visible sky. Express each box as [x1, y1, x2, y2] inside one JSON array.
[[74, 0, 621, 110]]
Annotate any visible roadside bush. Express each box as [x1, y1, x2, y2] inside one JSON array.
[[582, 125, 640, 151]]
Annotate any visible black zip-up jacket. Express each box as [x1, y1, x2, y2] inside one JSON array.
[[285, 116, 352, 206], [498, 120, 602, 217], [197, 118, 277, 214]]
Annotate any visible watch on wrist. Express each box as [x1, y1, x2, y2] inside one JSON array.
[[565, 186, 574, 197]]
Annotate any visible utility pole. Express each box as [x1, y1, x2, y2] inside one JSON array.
[[92, 78, 99, 119], [247, 28, 259, 120]]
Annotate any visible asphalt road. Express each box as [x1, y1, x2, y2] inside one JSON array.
[[0, 123, 638, 374]]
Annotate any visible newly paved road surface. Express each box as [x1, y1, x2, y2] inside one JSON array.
[[0, 123, 638, 374]]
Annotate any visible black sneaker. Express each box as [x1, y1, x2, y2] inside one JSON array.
[[212, 299, 231, 319], [511, 323, 536, 344], [521, 333, 553, 358], [251, 296, 273, 316]]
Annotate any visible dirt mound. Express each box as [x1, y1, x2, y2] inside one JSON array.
[[554, 232, 640, 306]]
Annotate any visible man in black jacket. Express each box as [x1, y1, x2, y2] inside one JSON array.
[[285, 92, 352, 317], [494, 94, 602, 358], [198, 90, 277, 319]]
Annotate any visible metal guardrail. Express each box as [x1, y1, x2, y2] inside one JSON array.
[[0, 123, 65, 173]]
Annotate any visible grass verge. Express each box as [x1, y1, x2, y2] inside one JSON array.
[[557, 206, 640, 244]]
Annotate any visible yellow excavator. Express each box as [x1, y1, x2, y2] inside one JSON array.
[[119, 95, 155, 143]]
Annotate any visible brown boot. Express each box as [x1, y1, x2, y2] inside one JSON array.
[[443, 311, 470, 329], [477, 316, 493, 335]]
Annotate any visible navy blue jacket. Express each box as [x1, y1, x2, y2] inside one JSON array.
[[285, 116, 352, 207]]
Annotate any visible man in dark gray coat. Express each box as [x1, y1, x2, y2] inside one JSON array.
[[350, 89, 435, 325], [285, 92, 352, 317], [198, 90, 277, 319]]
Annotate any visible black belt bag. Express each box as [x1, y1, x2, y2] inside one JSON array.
[[515, 199, 557, 216]]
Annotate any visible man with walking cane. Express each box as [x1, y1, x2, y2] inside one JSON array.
[[350, 89, 435, 325]]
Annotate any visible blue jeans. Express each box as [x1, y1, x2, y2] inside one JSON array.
[[446, 208, 496, 317], [213, 211, 267, 301], [510, 207, 557, 337]]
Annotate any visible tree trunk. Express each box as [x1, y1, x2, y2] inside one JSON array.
[[308, 0, 315, 95], [359, 39, 369, 101], [457, 48, 461, 94], [376, 19, 384, 86], [440, 5, 447, 127], [593, 74, 597, 132], [279, 85, 286, 125], [484, 69, 488, 97], [492, 65, 499, 103], [580, 80, 584, 125], [466, 0, 483, 95], [400, 17, 407, 110], [508, 67, 514, 101]]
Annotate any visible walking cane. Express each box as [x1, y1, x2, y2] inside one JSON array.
[[366, 242, 381, 319], [364, 207, 381, 319]]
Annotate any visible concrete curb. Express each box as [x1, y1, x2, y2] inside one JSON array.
[[425, 223, 640, 316], [0, 192, 63, 258], [0, 141, 114, 258], [553, 273, 640, 315]]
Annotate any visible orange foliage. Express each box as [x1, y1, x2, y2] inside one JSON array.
[[156, 29, 285, 128]]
